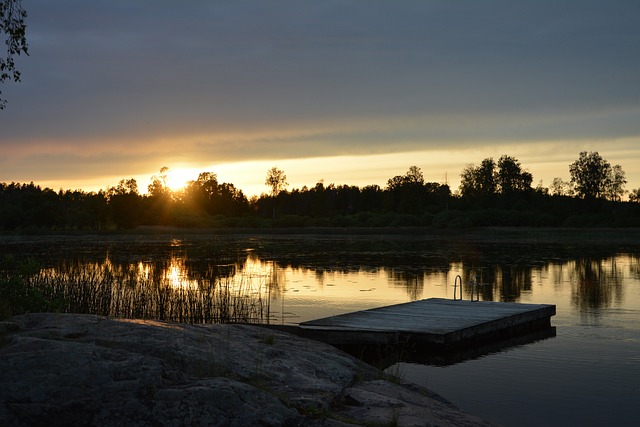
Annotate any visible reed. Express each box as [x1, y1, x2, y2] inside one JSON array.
[[13, 259, 271, 324]]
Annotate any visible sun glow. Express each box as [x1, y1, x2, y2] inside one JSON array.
[[163, 258, 199, 290], [165, 168, 201, 191]]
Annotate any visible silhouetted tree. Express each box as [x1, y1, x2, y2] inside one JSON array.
[[360, 185, 384, 212], [183, 172, 218, 214], [264, 167, 288, 218], [145, 166, 174, 225], [386, 166, 427, 214], [606, 164, 627, 202], [459, 158, 496, 202], [184, 172, 248, 217], [569, 151, 624, 200], [497, 155, 532, 194], [0, 182, 61, 229], [384, 167, 450, 215], [550, 177, 573, 197], [405, 166, 424, 184], [1, 0, 28, 109], [58, 189, 107, 229], [107, 178, 141, 229], [85, 191, 109, 229], [147, 166, 170, 198], [265, 167, 288, 197], [1, 152, 639, 230]]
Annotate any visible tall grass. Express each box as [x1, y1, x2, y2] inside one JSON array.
[[7, 258, 271, 324]]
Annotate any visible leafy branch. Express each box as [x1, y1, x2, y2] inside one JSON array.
[[0, 0, 28, 109]]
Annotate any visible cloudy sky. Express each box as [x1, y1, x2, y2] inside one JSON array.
[[2, 0, 639, 196]]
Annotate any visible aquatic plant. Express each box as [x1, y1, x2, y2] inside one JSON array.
[[2, 258, 271, 324]]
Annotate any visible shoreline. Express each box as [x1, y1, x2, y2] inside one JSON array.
[[4, 225, 640, 245], [0, 313, 498, 426]]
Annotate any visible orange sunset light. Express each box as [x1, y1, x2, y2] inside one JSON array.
[[164, 168, 201, 191]]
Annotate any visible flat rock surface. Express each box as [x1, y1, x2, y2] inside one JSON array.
[[0, 313, 496, 426]]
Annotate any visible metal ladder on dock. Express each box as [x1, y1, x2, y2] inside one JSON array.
[[453, 274, 480, 301]]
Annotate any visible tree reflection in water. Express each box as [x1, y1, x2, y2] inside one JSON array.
[[5, 232, 638, 427], [570, 257, 624, 319], [2, 232, 639, 327], [386, 270, 425, 300]]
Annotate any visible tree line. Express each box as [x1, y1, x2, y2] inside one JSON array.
[[1, 151, 640, 231]]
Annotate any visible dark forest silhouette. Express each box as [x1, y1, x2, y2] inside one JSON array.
[[1, 152, 640, 230]]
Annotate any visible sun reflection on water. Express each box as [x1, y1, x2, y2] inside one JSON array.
[[159, 259, 198, 290], [10, 234, 640, 427], [25, 242, 640, 328]]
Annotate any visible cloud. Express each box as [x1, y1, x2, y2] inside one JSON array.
[[1, 0, 640, 191]]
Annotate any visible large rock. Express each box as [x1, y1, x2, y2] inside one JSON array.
[[0, 314, 495, 426]]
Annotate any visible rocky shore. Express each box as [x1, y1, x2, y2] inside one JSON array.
[[0, 313, 495, 426]]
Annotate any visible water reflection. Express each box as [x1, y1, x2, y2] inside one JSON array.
[[6, 233, 638, 427], [569, 257, 625, 324], [347, 326, 558, 368], [161, 259, 198, 290], [28, 253, 273, 324], [387, 270, 425, 300], [19, 245, 638, 328], [2, 234, 637, 327]]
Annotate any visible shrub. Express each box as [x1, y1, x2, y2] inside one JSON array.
[[432, 210, 471, 228]]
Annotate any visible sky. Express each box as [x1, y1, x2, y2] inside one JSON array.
[[1, 0, 640, 197]]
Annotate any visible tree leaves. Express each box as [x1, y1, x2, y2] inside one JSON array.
[[265, 167, 288, 197], [1, 0, 28, 109], [569, 151, 626, 201]]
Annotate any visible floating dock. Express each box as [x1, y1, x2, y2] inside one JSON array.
[[296, 298, 556, 348]]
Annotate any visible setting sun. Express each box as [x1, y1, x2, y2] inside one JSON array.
[[165, 168, 200, 191], [1, 2, 639, 426]]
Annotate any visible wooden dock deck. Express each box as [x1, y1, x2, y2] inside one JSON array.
[[297, 298, 556, 348]]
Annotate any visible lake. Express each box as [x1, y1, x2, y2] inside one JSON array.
[[1, 228, 639, 426]]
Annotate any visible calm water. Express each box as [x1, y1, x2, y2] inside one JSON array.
[[1, 229, 639, 426]]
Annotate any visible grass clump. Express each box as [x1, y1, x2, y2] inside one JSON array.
[[0, 255, 271, 324], [0, 256, 66, 320]]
